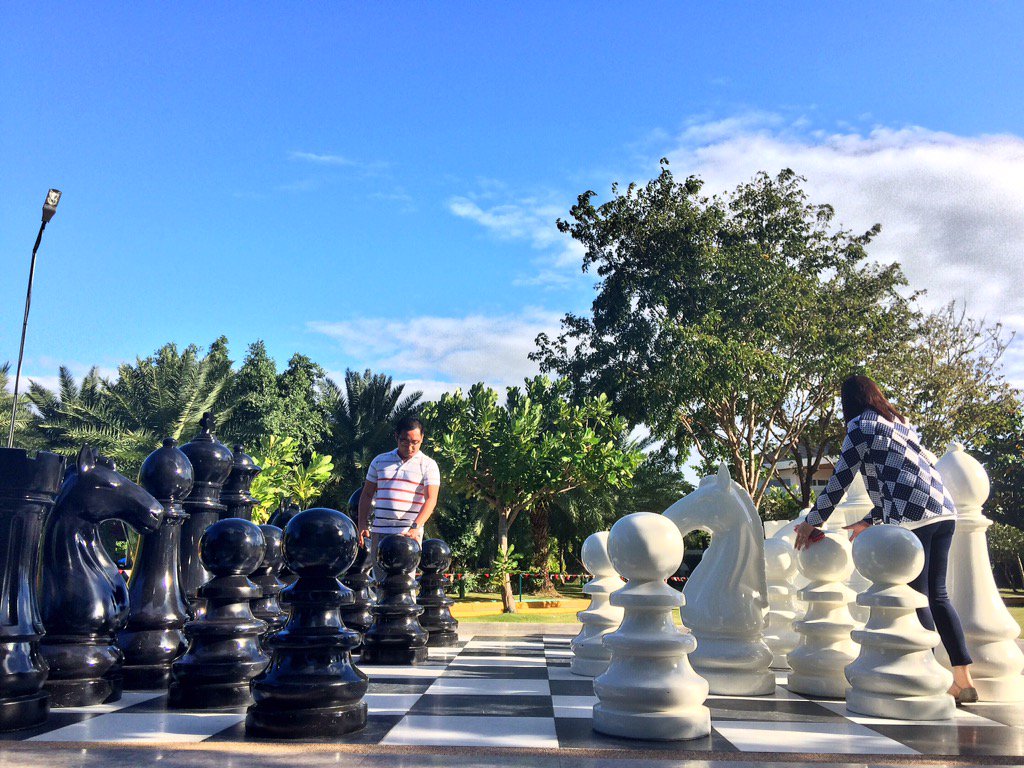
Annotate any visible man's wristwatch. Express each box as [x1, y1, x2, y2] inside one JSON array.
[[409, 523, 420, 530]]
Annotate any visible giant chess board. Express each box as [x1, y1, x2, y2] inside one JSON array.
[[4, 632, 1023, 761]]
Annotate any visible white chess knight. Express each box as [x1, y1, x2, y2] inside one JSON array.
[[570, 531, 624, 677], [787, 532, 859, 698], [845, 523, 955, 720], [763, 538, 800, 670], [935, 443, 1024, 702], [592, 512, 711, 740], [663, 463, 774, 695]]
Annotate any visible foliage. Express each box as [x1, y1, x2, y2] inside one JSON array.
[[219, 341, 284, 448], [249, 435, 334, 523], [423, 376, 644, 613], [29, 338, 234, 476], [759, 486, 809, 521], [532, 163, 914, 507], [2, 362, 43, 448], [988, 522, 1024, 592], [318, 369, 422, 507], [975, 399, 1024, 530]]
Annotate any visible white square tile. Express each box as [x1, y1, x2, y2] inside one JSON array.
[[365, 693, 423, 715], [544, 649, 573, 658], [29, 712, 245, 743], [382, 715, 558, 748], [361, 665, 447, 678], [53, 691, 165, 714], [425, 677, 551, 696], [713, 720, 917, 755], [449, 655, 547, 667], [815, 699, 999, 726], [552, 695, 598, 718]]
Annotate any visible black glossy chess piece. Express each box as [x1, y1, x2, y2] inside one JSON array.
[[268, 499, 301, 585], [221, 445, 261, 521], [250, 524, 288, 640], [169, 518, 269, 708], [119, 438, 193, 689], [0, 448, 64, 731], [246, 508, 368, 738], [360, 535, 429, 665], [39, 446, 164, 707], [340, 488, 374, 651], [178, 413, 234, 612], [417, 539, 459, 647]]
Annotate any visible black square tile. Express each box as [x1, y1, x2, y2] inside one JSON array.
[[0, 712, 96, 741], [549, 679, 594, 696], [708, 697, 844, 722], [553, 717, 737, 752], [865, 722, 1024, 757], [367, 680, 434, 694], [442, 666, 549, 680], [116, 695, 248, 715], [209, 714, 401, 744], [409, 694, 554, 718], [456, 648, 546, 657]]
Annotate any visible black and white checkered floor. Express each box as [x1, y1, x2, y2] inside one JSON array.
[[4, 633, 1023, 760]]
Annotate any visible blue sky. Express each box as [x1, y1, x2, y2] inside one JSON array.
[[3, 3, 1024, 399]]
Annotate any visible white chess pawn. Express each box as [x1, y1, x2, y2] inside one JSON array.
[[846, 524, 955, 720], [936, 444, 1024, 702], [571, 531, 624, 677], [787, 533, 859, 697], [764, 538, 800, 670], [829, 475, 873, 624], [592, 512, 711, 740]]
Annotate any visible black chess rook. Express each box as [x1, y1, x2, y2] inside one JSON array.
[[246, 507, 368, 738]]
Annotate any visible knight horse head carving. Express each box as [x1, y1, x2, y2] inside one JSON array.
[[663, 462, 769, 637]]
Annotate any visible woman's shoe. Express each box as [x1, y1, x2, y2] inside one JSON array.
[[956, 686, 979, 705]]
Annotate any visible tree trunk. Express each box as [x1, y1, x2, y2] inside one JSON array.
[[498, 510, 516, 614], [1016, 555, 1024, 594], [529, 507, 559, 597]]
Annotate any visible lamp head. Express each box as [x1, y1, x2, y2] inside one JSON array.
[[42, 189, 61, 223]]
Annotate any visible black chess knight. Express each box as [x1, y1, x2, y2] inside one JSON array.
[[360, 535, 429, 665], [246, 508, 368, 738]]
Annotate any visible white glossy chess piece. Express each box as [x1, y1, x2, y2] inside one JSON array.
[[936, 443, 1024, 702], [787, 533, 859, 697], [571, 531, 624, 677], [845, 524, 955, 719], [592, 512, 711, 740], [663, 464, 774, 696], [829, 475, 872, 623], [764, 538, 800, 670]]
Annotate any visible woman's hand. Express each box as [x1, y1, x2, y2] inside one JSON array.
[[842, 520, 871, 542], [794, 521, 819, 551]]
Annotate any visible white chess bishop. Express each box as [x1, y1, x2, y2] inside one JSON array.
[[663, 464, 774, 695], [845, 523, 955, 720], [787, 532, 859, 698], [592, 512, 711, 740], [763, 537, 800, 670], [935, 444, 1024, 702], [570, 531, 624, 677]]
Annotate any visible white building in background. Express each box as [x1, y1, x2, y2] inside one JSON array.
[[766, 444, 839, 496]]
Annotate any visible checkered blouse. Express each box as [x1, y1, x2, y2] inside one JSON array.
[[804, 409, 957, 529]]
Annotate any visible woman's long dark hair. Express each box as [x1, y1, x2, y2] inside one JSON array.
[[841, 375, 905, 425]]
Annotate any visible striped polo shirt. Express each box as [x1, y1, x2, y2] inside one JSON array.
[[366, 449, 441, 534]]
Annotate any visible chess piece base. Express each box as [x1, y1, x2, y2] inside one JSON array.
[[46, 677, 122, 708], [570, 655, 610, 677], [787, 673, 847, 699], [122, 665, 172, 691], [246, 700, 367, 738], [168, 681, 254, 709], [0, 692, 50, 732], [359, 646, 428, 665], [592, 702, 711, 741], [694, 667, 775, 697], [847, 688, 955, 721], [974, 677, 1024, 703], [425, 631, 458, 648]]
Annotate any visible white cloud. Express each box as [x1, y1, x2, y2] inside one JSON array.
[[288, 151, 357, 166], [308, 309, 562, 395], [447, 195, 585, 287], [655, 115, 1024, 387]]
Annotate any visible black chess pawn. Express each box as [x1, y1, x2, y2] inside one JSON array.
[[0, 448, 64, 731], [39, 447, 164, 706], [269, 499, 301, 585], [417, 539, 459, 647], [179, 413, 234, 613], [169, 518, 269, 708], [246, 508, 368, 738], [251, 524, 288, 640], [221, 445, 261, 521], [340, 544, 374, 651], [119, 438, 194, 689], [360, 536, 429, 665]]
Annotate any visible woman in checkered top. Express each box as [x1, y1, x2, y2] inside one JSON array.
[[794, 375, 976, 704]]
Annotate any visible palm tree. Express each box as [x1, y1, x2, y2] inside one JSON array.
[[29, 339, 234, 476], [318, 369, 423, 503], [1, 362, 37, 448]]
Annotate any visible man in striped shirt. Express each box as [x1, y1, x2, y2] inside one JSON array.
[[357, 416, 441, 577]]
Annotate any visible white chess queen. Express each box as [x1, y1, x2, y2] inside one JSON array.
[[794, 375, 976, 705]]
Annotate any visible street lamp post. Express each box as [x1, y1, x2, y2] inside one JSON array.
[[7, 189, 61, 449]]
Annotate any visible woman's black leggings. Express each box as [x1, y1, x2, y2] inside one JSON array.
[[909, 519, 973, 667]]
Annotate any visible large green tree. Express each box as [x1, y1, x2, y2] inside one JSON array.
[[532, 164, 914, 506], [423, 376, 644, 612], [219, 341, 285, 448], [1, 362, 38, 448]]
